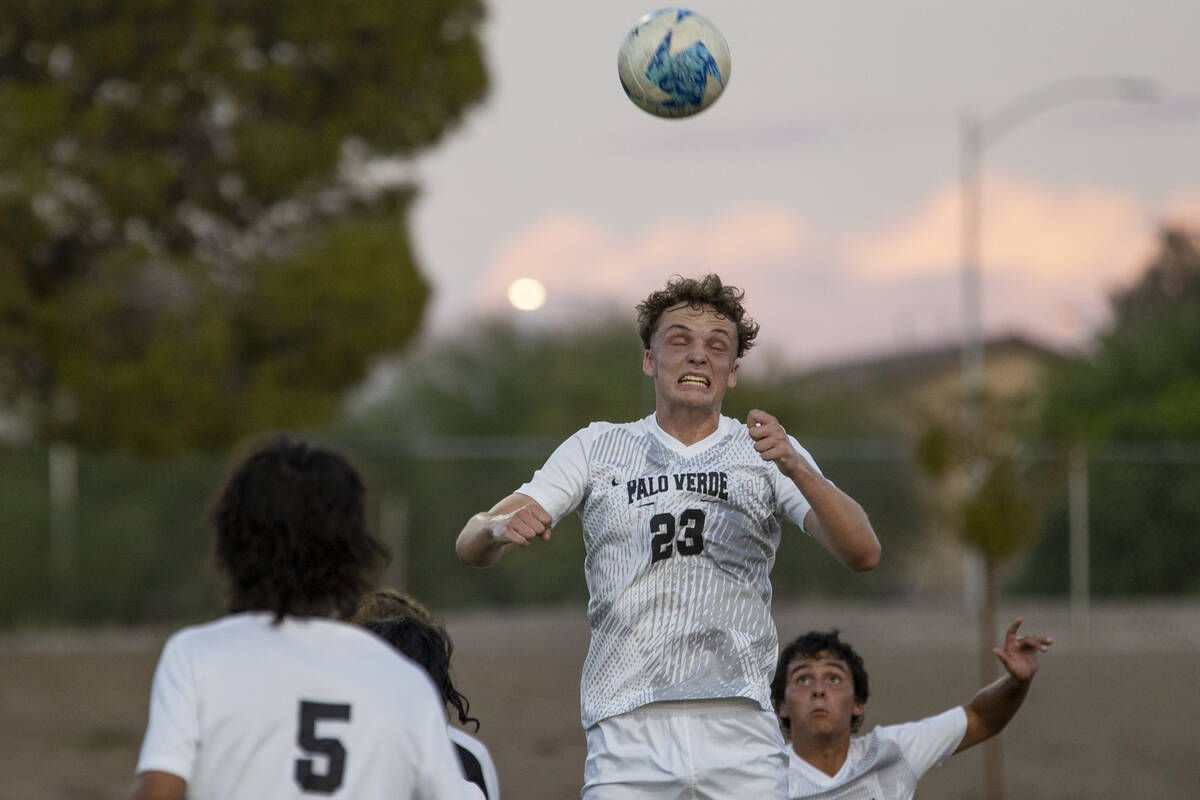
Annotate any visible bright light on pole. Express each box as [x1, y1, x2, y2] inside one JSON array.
[[507, 278, 547, 311]]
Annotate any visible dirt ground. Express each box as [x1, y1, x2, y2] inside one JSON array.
[[2, 600, 1197, 799]]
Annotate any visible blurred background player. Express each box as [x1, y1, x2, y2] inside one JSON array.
[[361, 615, 502, 800], [457, 274, 880, 798], [131, 436, 473, 800], [771, 619, 1052, 799], [352, 586, 436, 625]]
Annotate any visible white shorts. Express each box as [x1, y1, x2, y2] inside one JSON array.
[[582, 698, 788, 800]]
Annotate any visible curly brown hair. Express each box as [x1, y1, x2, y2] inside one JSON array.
[[210, 435, 389, 621], [636, 274, 759, 357], [351, 587, 435, 626]]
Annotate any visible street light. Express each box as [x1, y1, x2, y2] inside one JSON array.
[[960, 75, 1158, 408], [958, 74, 1158, 800], [959, 73, 1159, 596]]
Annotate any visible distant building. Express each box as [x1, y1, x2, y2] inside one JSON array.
[[796, 334, 1069, 599], [798, 333, 1068, 433]]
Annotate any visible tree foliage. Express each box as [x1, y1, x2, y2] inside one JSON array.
[[914, 402, 1042, 564], [1022, 226, 1200, 596], [0, 0, 487, 453], [1041, 227, 1200, 441]]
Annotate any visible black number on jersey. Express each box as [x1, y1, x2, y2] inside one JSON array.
[[295, 700, 351, 793], [649, 509, 706, 563]]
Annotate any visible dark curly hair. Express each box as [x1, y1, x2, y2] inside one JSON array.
[[363, 617, 480, 732], [210, 435, 389, 621], [771, 630, 871, 736], [636, 274, 759, 357], [351, 587, 435, 626]]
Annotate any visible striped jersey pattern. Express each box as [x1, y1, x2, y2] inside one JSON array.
[[519, 415, 815, 728]]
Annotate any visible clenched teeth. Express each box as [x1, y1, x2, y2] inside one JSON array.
[[679, 376, 710, 386]]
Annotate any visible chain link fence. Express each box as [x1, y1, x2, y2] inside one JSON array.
[[2, 436, 1197, 626], [1013, 441, 1200, 596]]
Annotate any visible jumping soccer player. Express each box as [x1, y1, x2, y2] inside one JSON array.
[[456, 274, 880, 798], [771, 619, 1052, 799], [131, 436, 473, 800]]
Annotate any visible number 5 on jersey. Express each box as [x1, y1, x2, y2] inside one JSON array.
[[649, 509, 706, 564], [295, 700, 351, 793]]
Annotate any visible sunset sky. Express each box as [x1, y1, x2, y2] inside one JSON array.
[[406, 0, 1199, 369]]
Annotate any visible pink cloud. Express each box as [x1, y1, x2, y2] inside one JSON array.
[[847, 175, 1154, 290], [1163, 193, 1200, 228], [469, 177, 1190, 366], [476, 207, 813, 315]]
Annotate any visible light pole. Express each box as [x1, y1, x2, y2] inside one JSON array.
[[958, 74, 1157, 800], [960, 74, 1158, 612], [961, 75, 1158, 411]]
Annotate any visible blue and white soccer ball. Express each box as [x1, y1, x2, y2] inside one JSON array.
[[617, 8, 731, 119]]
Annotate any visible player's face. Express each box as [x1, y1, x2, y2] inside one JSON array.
[[778, 653, 863, 742], [642, 303, 739, 414]]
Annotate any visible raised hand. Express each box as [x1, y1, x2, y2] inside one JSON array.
[[993, 618, 1054, 682], [747, 408, 802, 475]]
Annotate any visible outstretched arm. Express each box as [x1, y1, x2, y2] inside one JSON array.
[[130, 772, 185, 800], [955, 618, 1054, 753], [456, 493, 552, 567], [748, 409, 880, 570]]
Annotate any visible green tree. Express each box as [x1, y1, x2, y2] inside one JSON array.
[[1041, 227, 1200, 441], [915, 399, 1043, 623], [915, 397, 1044, 800], [0, 0, 487, 453], [1024, 226, 1200, 595]]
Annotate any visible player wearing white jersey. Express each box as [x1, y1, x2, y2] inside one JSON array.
[[360, 616, 503, 800], [772, 620, 1052, 799], [457, 275, 881, 798], [131, 437, 473, 800]]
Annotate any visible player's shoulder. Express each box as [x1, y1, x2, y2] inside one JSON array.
[[872, 706, 968, 753], [876, 707, 967, 737], [162, 611, 269, 651], [583, 416, 652, 436], [165, 613, 408, 671], [573, 416, 656, 449]]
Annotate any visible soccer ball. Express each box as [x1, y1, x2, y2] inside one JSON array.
[[617, 8, 731, 119]]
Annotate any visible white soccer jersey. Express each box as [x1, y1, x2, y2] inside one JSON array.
[[786, 707, 968, 799], [135, 612, 472, 799], [449, 726, 502, 800], [516, 414, 819, 728]]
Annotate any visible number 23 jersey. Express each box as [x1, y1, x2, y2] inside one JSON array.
[[516, 414, 820, 728]]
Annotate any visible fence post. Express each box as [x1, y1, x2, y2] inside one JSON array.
[[1068, 444, 1090, 641], [962, 548, 985, 613], [48, 442, 79, 614], [380, 491, 409, 592]]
